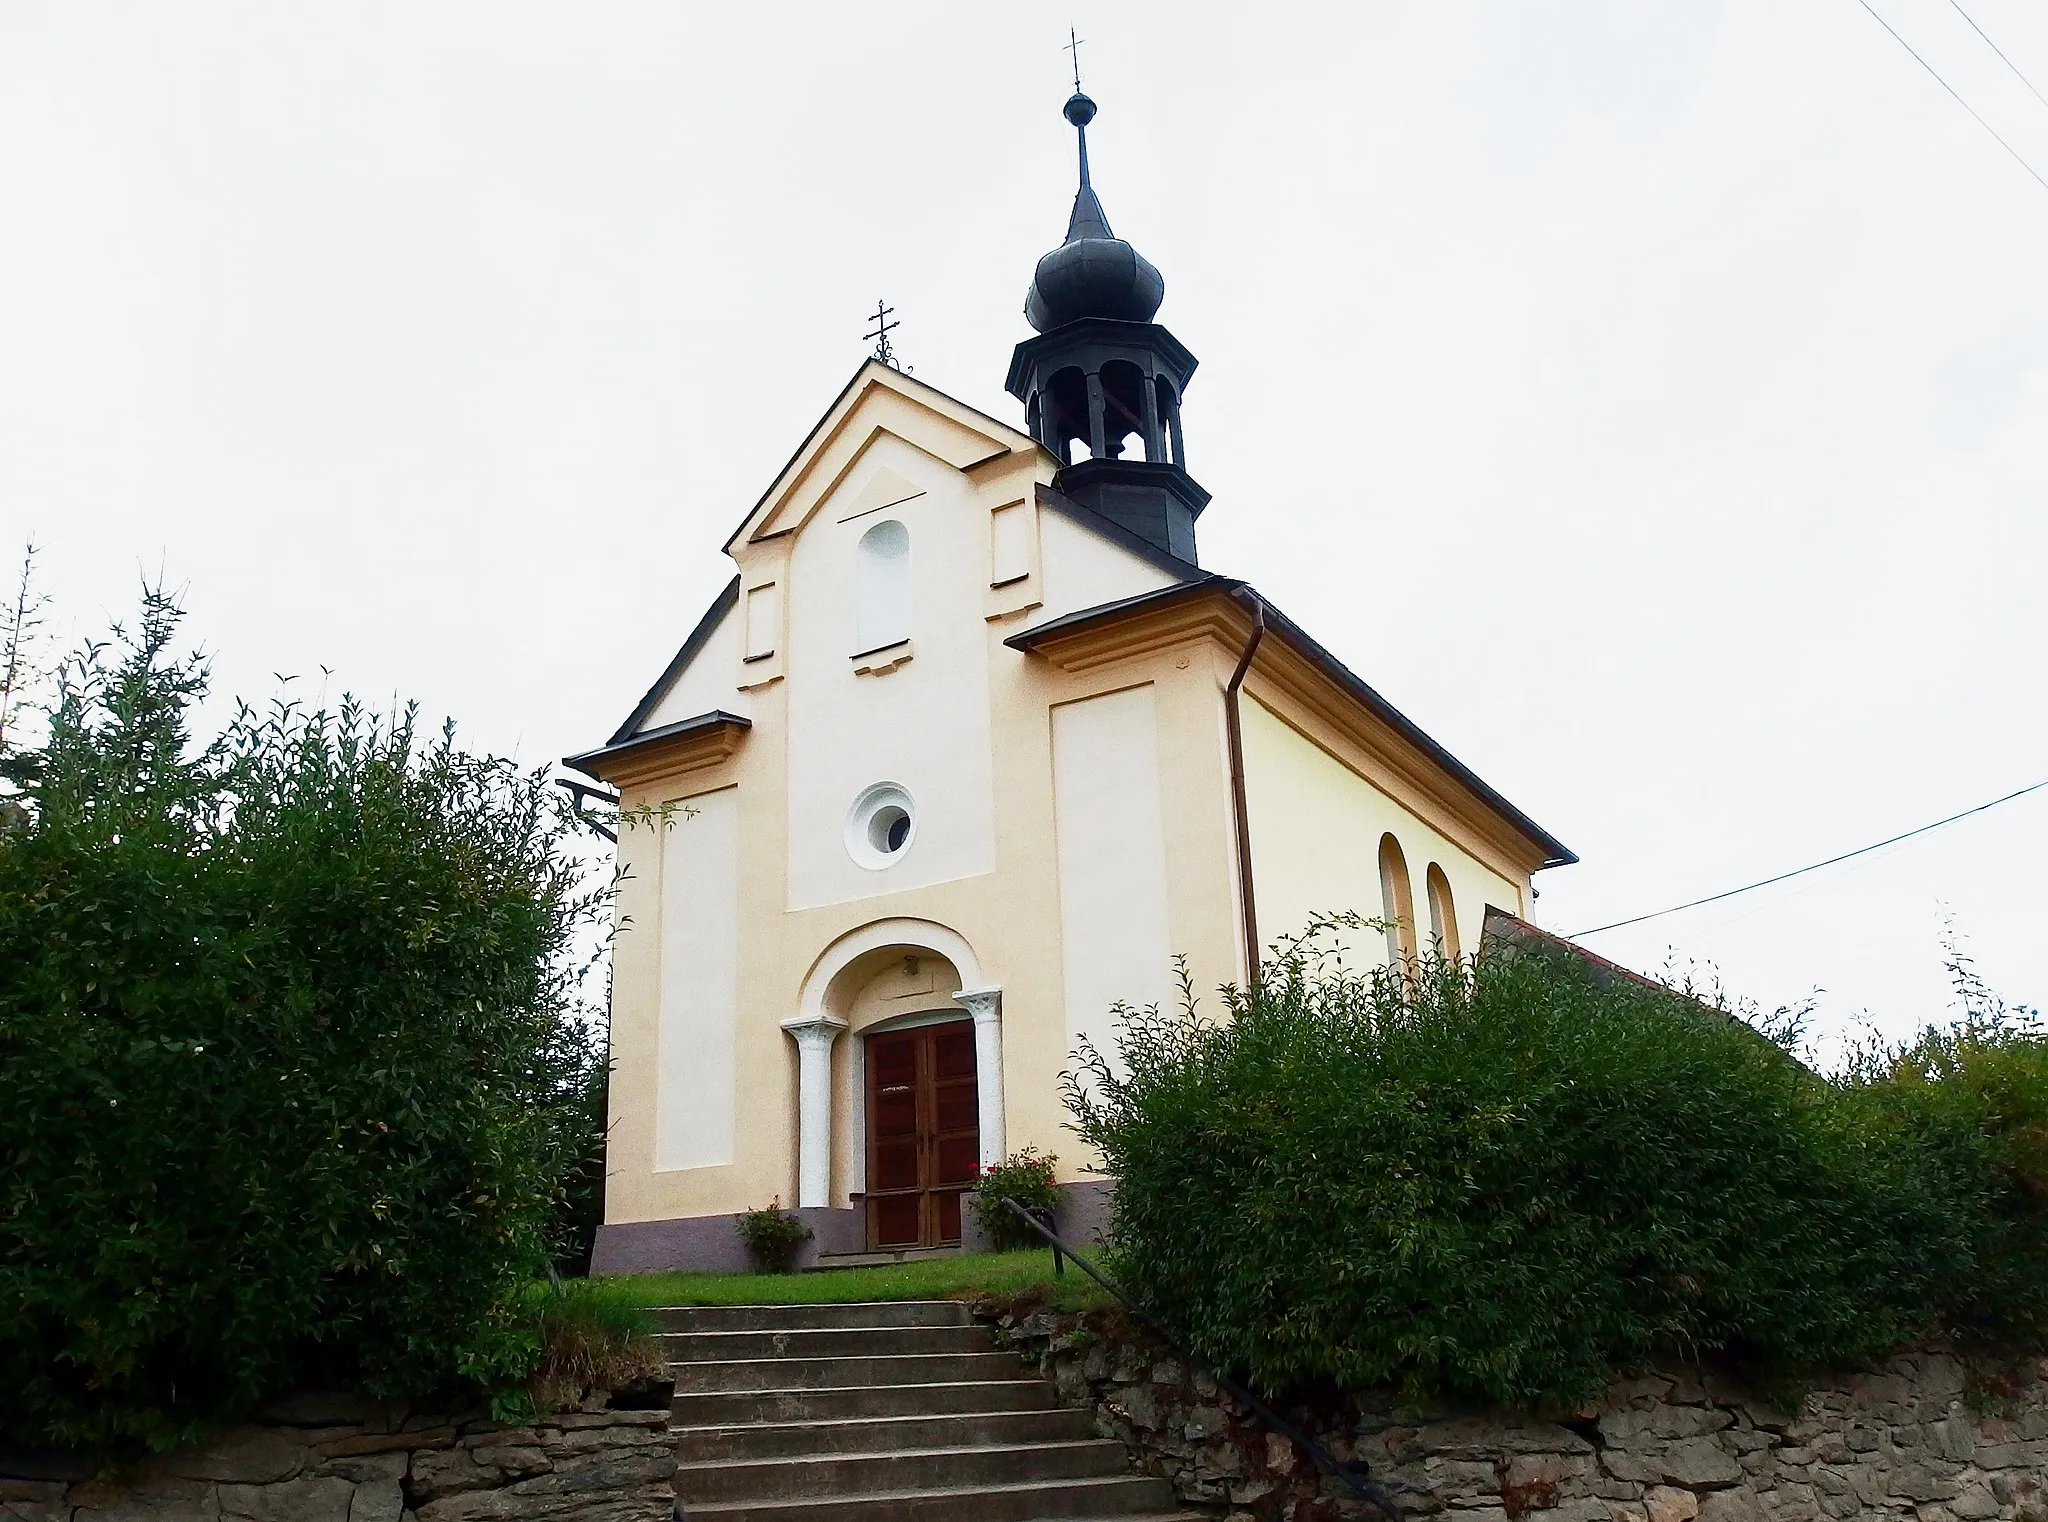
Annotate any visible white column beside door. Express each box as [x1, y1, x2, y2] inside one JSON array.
[[954, 986, 1005, 1170], [780, 1014, 846, 1209]]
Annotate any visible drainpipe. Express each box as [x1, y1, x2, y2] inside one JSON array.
[[1222, 588, 1267, 988]]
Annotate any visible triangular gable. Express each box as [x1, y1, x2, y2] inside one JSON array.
[[722, 360, 1039, 553], [837, 465, 925, 521]]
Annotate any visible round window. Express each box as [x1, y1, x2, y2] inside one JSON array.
[[846, 782, 917, 869]]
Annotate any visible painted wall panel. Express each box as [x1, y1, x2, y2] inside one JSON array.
[[990, 500, 1031, 584], [785, 438, 998, 910], [1051, 685, 1175, 1069], [655, 786, 740, 1171], [743, 583, 780, 659], [1239, 696, 1523, 966]]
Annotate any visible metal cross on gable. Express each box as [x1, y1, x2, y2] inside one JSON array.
[[864, 298, 900, 369], [1065, 25, 1085, 93]]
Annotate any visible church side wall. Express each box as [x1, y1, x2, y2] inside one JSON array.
[[1239, 692, 1527, 965]]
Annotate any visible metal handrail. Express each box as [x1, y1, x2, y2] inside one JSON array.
[[998, 1198, 1400, 1520]]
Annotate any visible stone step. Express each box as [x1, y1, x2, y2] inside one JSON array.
[[670, 1352, 1023, 1394], [661, 1324, 994, 1362], [675, 1406, 1097, 1462], [680, 1472, 1182, 1521], [679, 1438, 1136, 1505], [674, 1378, 1058, 1427], [811, 1246, 962, 1269], [653, 1301, 972, 1334]]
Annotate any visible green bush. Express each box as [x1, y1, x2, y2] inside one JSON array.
[[1839, 962, 2048, 1353], [970, 1147, 1061, 1250], [736, 1202, 811, 1273], [0, 591, 610, 1452], [1065, 922, 2048, 1410]]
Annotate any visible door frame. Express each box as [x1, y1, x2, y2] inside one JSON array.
[[847, 1007, 976, 1203], [860, 1014, 980, 1250]]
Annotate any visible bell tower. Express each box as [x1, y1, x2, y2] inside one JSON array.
[[1005, 90, 1209, 564]]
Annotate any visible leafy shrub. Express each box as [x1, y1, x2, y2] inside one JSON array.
[[736, 1202, 811, 1273], [1840, 958, 2048, 1353], [0, 592, 610, 1452], [1065, 921, 2048, 1410], [970, 1147, 1061, 1250]]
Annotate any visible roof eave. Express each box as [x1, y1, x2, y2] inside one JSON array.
[[564, 709, 752, 779]]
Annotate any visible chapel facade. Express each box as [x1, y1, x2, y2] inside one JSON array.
[[570, 90, 1575, 1273]]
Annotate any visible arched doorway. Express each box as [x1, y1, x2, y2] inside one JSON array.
[[785, 918, 1004, 1250]]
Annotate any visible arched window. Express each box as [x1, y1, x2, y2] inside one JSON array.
[[1425, 863, 1460, 961], [855, 519, 911, 652], [1378, 833, 1417, 968]]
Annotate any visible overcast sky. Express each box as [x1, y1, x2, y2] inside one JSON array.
[[4, 1, 2045, 1050]]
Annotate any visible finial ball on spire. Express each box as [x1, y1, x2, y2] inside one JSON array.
[[1024, 80, 1164, 332]]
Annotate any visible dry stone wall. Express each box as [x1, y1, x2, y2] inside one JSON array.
[[0, 1397, 674, 1522], [979, 1301, 2048, 1522]]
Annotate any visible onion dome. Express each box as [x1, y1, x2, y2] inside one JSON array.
[[1023, 93, 1165, 332]]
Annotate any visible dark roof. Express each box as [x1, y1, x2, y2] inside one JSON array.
[[1024, 91, 1166, 332], [564, 709, 751, 779], [1478, 909, 1777, 1045], [607, 576, 740, 747], [1006, 573, 1227, 645], [1479, 908, 1671, 993], [1006, 580, 1577, 869]]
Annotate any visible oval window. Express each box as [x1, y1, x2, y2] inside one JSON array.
[[846, 782, 917, 869]]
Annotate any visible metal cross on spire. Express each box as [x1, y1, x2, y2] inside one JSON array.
[[864, 299, 900, 369], [1065, 25, 1086, 93]]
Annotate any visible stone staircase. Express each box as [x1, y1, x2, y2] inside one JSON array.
[[662, 1299, 1197, 1520]]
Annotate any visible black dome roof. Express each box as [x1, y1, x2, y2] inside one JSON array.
[[1023, 93, 1166, 333]]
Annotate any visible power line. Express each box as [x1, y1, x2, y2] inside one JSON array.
[[1573, 773, 2048, 938], [1856, 0, 2048, 194], [1948, 0, 2048, 115]]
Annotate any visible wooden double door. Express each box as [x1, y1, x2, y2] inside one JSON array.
[[864, 1020, 979, 1250]]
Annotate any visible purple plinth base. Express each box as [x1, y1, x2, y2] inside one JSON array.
[[591, 1206, 863, 1275]]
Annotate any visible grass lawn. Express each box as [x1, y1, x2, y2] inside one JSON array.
[[584, 1248, 1108, 1311]]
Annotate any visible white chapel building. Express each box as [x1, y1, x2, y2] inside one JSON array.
[[570, 90, 1575, 1273]]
